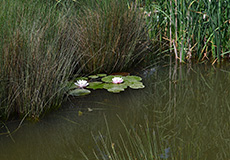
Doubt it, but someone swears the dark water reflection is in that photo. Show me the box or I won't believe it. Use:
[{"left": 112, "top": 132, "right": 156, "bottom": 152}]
[{"left": 0, "top": 64, "right": 230, "bottom": 160}]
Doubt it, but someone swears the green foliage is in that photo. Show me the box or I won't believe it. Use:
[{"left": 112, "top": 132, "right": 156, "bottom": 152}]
[
  {"left": 103, "top": 83, "right": 128, "bottom": 93},
  {"left": 101, "top": 75, "right": 121, "bottom": 83},
  {"left": 101, "top": 75, "right": 145, "bottom": 93},
  {"left": 143, "top": 0, "right": 230, "bottom": 63},
  {"left": 87, "top": 82, "right": 104, "bottom": 90},
  {"left": 128, "top": 81, "right": 145, "bottom": 89},
  {"left": 97, "top": 74, "right": 107, "bottom": 77},
  {"left": 123, "top": 75, "right": 142, "bottom": 82},
  {"left": 67, "top": 74, "right": 145, "bottom": 95}
]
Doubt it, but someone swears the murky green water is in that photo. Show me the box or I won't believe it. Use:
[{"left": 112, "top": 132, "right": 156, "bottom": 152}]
[{"left": 1, "top": 65, "right": 230, "bottom": 160}]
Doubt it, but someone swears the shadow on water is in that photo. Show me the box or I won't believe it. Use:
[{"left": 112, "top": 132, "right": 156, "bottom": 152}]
[{"left": 0, "top": 64, "right": 230, "bottom": 160}]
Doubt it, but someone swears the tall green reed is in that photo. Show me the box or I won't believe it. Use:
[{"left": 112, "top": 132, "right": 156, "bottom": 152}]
[
  {"left": 143, "top": 0, "right": 230, "bottom": 63},
  {"left": 0, "top": 0, "right": 79, "bottom": 120}
]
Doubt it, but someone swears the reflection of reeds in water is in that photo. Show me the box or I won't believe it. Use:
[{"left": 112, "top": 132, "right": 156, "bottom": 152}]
[
  {"left": 82, "top": 65, "right": 230, "bottom": 159},
  {"left": 146, "top": 65, "right": 230, "bottom": 159},
  {"left": 81, "top": 116, "right": 168, "bottom": 160}
]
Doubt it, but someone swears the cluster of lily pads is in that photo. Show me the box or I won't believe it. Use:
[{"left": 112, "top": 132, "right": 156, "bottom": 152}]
[{"left": 67, "top": 74, "right": 145, "bottom": 96}]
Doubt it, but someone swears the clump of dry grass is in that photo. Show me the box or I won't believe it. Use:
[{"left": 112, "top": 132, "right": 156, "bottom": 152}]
[{"left": 75, "top": 0, "right": 148, "bottom": 74}]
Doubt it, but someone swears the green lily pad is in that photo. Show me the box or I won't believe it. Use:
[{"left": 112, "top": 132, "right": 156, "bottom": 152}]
[
  {"left": 69, "top": 74, "right": 144, "bottom": 95},
  {"left": 68, "top": 89, "right": 91, "bottom": 96},
  {"left": 128, "top": 82, "right": 145, "bottom": 89},
  {"left": 103, "top": 83, "right": 127, "bottom": 93},
  {"left": 101, "top": 75, "right": 124, "bottom": 83},
  {"left": 88, "top": 75, "right": 99, "bottom": 79},
  {"left": 97, "top": 74, "right": 107, "bottom": 77},
  {"left": 87, "top": 82, "right": 104, "bottom": 90},
  {"left": 123, "top": 76, "right": 142, "bottom": 82}
]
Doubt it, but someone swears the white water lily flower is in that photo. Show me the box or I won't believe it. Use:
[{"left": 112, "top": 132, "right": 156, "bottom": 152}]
[
  {"left": 75, "top": 80, "right": 89, "bottom": 88},
  {"left": 112, "top": 77, "right": 123, "bottom": 84}
]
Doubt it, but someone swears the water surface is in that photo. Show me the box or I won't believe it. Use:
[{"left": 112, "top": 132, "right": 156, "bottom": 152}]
[{"left": 0, "top": 64, "right": 230, "bottom": 160}]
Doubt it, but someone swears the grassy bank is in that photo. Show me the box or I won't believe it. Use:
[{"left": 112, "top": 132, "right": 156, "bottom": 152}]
[{"left": 0, "top": 0, "right": 80, "bottom": 120}]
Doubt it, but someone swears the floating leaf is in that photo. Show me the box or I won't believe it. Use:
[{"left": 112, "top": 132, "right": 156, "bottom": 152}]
[
  {"left": 88, "top": 75, "right": 99, "bottom": 79},
  {"left": 123, "top": 76, "right": 142, "bottom": 82},
  {"left": 87, "top": 82, "right": 104, "bottom": 90},
  {"left": 68, "top": 89, "right": 91, "bottom": 96},
  {"left": 103, "top": 83, "right": 127, "bottom": 93},
  {"left": 69, "top": 74, "right": 144, "bottom": 95},
  {"left": 97, "top": 74, "right": 107, "bottom": 77},
  {"left": 128, "top": 82, "right": 145, "bottom": 89},
  {"left": 101, "top": 75, "right": 124, "bottom": 83},
  {"left": 101, "top": 75, "right": 116, "bottom": 83}
]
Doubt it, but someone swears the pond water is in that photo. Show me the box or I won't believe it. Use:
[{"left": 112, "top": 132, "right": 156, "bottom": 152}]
[{"left": 0, "top": 64, "right": 230, "bottom": 160}]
